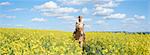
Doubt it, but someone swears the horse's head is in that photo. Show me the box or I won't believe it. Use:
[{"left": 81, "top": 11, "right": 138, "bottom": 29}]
[
  {"left": 77, "top": 16, "right": 83, "bottom": 23},
  {"left": 76, "top": 16, "right": 84, "bottom": 32}
]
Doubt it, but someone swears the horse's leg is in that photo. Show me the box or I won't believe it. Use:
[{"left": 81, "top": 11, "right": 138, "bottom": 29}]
[
  {"left": 79, "top": 41, "right": 83, "bottom": 48},
  {"left": 79, "top": 36, "right": 84, "bottom": 48}
]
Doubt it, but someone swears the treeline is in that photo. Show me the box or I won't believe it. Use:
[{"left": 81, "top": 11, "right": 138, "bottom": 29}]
[{"left": 87, "top": 31, "right": 150, "bottom": 34}]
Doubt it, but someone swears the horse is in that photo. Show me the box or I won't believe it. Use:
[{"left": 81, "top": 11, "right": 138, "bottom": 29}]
[{"left": 73, "top": 16, "right": 85, "bottom": 48}]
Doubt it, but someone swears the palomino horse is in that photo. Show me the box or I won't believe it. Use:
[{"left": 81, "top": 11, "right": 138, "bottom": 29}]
[{"left": 73, "top": 16, "right": 85, "bottom": 48}]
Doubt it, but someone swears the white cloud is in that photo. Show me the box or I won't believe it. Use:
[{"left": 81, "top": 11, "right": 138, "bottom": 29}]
[
  {"left": 134, "top": 15, "right": 145, "bottom": 20},
  {"left": 34, "top": 2, "right": 78, "bottom": 13},
  {"left": 121, "top": 14, "right": 146, "bottom": 30},
  {"left": 85, "top": 24, "right": 92, "bottom": 29},
  {"left": 103, "top": 13, "right": 126, "bottom": 19},
  {"left": 96, "top": 19, "right": 111, "bottom": 31},
  {"left": 42, "top": 12, "right": 65, "bottom": 17},
  {"left": 93, "top": 0, "right": 111, "bottom": 3},
  {"left": 115, "top": 0, "right": 124, "bottom": 2},
  {"left": 120, "top": 17, "right": 144, "bottom": 31},
  {"left": 100, "top": 1, "right": 118, "bottom": 8},
  {"left": 63, "top": 0, "right": 81, "bottom": 5},
  {"left": 82, "top": 7, "right": 88, "bottom": 14},
  {"left": 96, "top": 20, "right": 106, "bottom": 24},
  {"left": 0, "top": 14, "right": 16, "bottom": 18},
  {"left": 33, "top": 1, "right": 79, "bottom": 19},
  {"left": 84, "top": 18, "right": 92, "bottom": 22},
  {"left": 32, "top": 1, "right": 81, "bottom": 21},
  {"left": 0, "top": 2, "right": 11, "bottom": 6},
  {"left": 122, "top": 18, "right": 138, "bottom": 24},
  {"left": 31, "top": 18, "right": 47, "bottom": 22},
  {"left": 121, "top": 19, "right": 139, "bottom": 30},
  {"left": 38, "top": 7, "right": 79, "bottom": 13},
  {"left": 93, "top": 0, "right": 123, "bottom": 7},
  {"left": 58, "top": 16, "right": 75, "bottom": 20},
  {"left": 54, "top": 7, "right": 79, "bottom": 13},
  {"left": 93, "top": 6, "right": 114, "bottom": 16},
  {"left": 34, "top": 1, "right": 59, "bottom": 9},
  {"left": 9, "top": 8, "right": 24, "bottom": 11},
  {"left": 59, "top": 0, "right": 91, "bottom": 5},
  {"left": 93, "top": 0, "right": 123, "bottom": 16},
  {"left": 42, "top": 13, "right": 75, "bottom": 20}
]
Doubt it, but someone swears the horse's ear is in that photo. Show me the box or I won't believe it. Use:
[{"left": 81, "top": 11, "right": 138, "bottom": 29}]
[
  {"left": 78, "top": 16, "right": 83, "bottom": 19},
  {"left": 78, "top": 16, "right": 81, "bottom": 18}
]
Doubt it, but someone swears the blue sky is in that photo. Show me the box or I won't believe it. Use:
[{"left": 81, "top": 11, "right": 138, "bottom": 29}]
[{"left": 0, "top": 0, "right": 149, "bottom": 32}]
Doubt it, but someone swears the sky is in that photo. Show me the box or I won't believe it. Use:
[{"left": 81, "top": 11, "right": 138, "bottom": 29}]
[{"left": 0, "top": 0, "right": 149, "bottom": 32}]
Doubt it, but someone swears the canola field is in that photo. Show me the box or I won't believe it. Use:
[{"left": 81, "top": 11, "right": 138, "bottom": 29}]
[{"left": 0, "top": 28, "right": 150, "bottom": 55}]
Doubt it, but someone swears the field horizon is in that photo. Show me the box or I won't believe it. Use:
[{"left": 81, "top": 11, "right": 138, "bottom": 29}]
[{"left": 1, "top": 28, "right": 150, "bottom": 33}]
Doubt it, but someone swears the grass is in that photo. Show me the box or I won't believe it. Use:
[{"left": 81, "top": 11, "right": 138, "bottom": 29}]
[{"left": 0, "top": 28, "right": 150, "bottom": 55}]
